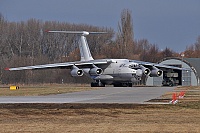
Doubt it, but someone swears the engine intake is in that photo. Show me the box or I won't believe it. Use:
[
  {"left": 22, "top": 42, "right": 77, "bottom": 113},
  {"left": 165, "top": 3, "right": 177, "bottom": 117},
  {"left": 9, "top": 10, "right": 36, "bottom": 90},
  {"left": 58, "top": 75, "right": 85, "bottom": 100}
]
[
  {"left": 140, "top": 65, "right": 150, "bottom": 76},
  {"left": 149, "top": 66, "right": 163, "bottom": 77},
  {"left": 70, "top": 66, "right": 84, "bottom": 77},
  {"left": 89, "top": 67, "right": 103, "bottom": 76}
]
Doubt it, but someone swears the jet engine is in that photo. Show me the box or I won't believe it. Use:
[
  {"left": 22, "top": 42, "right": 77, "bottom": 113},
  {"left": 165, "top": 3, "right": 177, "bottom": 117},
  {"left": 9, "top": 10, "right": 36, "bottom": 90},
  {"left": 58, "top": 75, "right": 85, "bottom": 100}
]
[
  {"left": 70, "top": 66, "right": 84, "bottom": 77},
  {"left": 140, "top": 65, "right": 150, "bottom": 76},
  {"left": 149, "top": 66, "right": 163, "bottom": 77},
  {"left": 89, "top": 67, "right": 103, "bottom": 76}
]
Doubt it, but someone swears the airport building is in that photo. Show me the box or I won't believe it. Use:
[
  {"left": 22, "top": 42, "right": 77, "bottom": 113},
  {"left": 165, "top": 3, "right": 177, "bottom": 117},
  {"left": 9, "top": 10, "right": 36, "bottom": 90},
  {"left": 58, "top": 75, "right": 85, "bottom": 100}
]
[{"left": 146, "top": 57, "right": 200, "bottom": 86}]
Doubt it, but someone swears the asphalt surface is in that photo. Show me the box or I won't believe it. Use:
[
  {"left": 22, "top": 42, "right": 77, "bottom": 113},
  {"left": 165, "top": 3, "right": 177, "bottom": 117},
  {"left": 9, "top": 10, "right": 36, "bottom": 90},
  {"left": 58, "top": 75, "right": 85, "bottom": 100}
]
[{"left": 0, "top": 87, "right": 174, "bottom": 104}]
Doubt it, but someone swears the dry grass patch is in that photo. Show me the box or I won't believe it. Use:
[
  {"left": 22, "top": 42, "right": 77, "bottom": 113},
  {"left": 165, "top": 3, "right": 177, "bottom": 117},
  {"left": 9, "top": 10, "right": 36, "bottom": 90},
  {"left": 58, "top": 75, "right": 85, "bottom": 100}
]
[
  {"left": 0, "top": 84, "right": 95, "bottom": 96},
  {"left": 0, "top": 103, "right": 199, "bottom": 133},
  {"left": 0, "top": 86, "right": 199, "bottom": 132}
]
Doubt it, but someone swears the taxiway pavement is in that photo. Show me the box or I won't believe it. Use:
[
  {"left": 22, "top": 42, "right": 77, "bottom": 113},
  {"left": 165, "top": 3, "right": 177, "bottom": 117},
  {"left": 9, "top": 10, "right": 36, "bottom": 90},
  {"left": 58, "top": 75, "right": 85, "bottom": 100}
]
[{"left": 0, "top": 87, "right": 174, "bottom": 104}]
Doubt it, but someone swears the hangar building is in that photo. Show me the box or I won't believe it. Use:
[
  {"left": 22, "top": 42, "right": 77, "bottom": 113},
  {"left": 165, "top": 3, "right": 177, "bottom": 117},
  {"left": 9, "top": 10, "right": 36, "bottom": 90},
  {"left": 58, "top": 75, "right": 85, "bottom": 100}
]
[{"left": 146, "top": 57, "right": 200, "bottom": 86}]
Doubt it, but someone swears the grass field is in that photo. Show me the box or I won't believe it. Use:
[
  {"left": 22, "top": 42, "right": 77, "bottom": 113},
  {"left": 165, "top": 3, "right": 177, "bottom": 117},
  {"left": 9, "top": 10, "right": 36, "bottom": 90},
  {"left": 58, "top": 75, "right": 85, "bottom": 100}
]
[
  {"left": 0, "top": 85, "right": 199, "bottom": 133},
  {"left": 0, "top": 84, "right": 93, "bottom": 96}
]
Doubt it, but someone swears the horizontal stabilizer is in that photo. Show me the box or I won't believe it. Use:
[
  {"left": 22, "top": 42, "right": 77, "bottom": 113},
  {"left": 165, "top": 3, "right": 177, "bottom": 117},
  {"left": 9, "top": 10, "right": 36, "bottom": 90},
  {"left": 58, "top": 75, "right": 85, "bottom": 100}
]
[{"left": 46, "top": 31, "right": 107, "bottom": 36}]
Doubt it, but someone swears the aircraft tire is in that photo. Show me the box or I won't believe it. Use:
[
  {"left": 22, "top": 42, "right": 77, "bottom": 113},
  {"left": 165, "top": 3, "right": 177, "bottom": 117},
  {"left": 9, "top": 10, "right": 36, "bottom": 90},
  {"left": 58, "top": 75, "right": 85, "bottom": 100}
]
[
  {"left": 128, "top": 83, "right": 133, "bottom": 87},
  {"left": 91, "top": 82, "right": 105, "bottom": 87},
  {"left": 113, "top": 83, "right": 124, "bottom": 87},
  {"left": 113, "top": 83, "right": 120, "bottom": 87},
  {"left": 113, "top": 82, "right": 132, "bottom": 87}
]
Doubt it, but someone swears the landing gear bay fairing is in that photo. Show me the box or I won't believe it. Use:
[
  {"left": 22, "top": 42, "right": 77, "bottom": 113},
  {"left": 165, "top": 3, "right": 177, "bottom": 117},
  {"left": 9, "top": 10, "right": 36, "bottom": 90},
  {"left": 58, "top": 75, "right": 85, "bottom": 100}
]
[{"left": 5, "top": 31, "right": 184, "bottom": 87}]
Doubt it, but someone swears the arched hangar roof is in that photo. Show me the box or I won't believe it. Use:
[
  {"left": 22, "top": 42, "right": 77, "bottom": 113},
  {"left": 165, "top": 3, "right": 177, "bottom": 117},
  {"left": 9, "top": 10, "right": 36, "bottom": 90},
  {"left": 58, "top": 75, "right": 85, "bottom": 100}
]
[{"left": 158, "top": 57, "right": 200, "bottom": 86}]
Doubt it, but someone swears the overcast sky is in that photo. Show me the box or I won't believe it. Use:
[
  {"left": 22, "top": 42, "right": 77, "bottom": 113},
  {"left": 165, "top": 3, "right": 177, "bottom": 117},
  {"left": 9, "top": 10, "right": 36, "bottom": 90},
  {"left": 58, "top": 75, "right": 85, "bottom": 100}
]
[{"left": 0, "top": 0, "right": 200, "bottom": 52}]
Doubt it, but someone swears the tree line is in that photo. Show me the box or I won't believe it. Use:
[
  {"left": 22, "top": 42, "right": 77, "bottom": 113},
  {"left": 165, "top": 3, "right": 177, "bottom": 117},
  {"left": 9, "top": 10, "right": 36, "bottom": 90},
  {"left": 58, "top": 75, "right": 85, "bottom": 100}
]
[{"left": 0, "top": 10, "right": 199, "bottom": 84}]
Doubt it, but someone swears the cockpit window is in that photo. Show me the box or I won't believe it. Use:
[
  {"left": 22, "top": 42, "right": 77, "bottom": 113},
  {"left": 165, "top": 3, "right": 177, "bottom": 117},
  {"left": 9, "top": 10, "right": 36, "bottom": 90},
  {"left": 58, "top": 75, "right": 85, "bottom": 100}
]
[
  {"left": 129, "top": 64, "right": 133, "bottom": 68},
  {"left": 129, "top": 64, "right": 139, "bottom": 69},
  {"left": 120, "top": 63, "right": 140, "bottom": 69}
]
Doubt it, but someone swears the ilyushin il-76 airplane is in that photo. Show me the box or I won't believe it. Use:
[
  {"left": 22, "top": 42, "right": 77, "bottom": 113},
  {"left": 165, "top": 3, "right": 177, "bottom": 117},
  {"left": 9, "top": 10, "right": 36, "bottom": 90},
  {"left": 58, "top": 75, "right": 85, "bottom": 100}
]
[{"left": 5, "top": 31, "right": 183, "bottom": 87}]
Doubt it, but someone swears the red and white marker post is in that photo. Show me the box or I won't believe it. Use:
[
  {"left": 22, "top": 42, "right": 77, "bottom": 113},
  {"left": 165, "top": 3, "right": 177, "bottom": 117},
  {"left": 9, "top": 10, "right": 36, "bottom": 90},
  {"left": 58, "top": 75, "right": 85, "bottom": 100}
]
[{"left": 169, "top": 93, "right": 178, "bottom": 104}]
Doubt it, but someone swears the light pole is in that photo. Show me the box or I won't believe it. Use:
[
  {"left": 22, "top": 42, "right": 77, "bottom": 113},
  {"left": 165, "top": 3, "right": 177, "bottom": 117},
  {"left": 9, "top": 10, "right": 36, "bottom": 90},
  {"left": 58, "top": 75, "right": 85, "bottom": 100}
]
[
  {"left": 180, "top": 53, "right": 185, "bottom": 85},
  {"left": 181, "top": 53, "right": 185, "bottom": 68}
]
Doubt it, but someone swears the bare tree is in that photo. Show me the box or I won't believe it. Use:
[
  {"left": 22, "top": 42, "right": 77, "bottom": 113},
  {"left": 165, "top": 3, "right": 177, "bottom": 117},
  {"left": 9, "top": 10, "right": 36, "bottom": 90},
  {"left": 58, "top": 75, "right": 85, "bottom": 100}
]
[
  {"left": 0, "top": 14, "right": 114, "bottom": 84},
  {"left": 116, "top": 9, "right": 134, "bottom": 58},
  {"left": 161, "top": 47, "right": 174, "bottom": 58},
  {"left": 184, "top": 36, "right": 200, "bottom": 58}
]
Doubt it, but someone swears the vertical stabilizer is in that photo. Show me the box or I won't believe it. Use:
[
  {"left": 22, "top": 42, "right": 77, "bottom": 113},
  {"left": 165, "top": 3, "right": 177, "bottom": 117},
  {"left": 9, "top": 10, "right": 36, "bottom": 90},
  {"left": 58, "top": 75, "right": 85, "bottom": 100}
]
[
  {"left": 46, "top": 31, "right": 106, "bottom": 61},
  {"left": 79, "top": 35, "right": 94, "bottom": 61}
]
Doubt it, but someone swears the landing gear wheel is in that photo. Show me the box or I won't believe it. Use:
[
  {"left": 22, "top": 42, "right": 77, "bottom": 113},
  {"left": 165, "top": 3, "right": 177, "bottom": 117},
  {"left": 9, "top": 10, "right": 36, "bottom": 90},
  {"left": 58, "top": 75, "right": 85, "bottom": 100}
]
[
  {"left": 91, "top": 82, "right": 105, "bottom": 87},
  {"left": 113, "top": 83, "right": 122, "bottom": 87},
  {"left": 113, "top": 82, "right": 132, "bottom": 87},
  {"left": 128, "top": 83, "right": 133, "bottom": 87}
]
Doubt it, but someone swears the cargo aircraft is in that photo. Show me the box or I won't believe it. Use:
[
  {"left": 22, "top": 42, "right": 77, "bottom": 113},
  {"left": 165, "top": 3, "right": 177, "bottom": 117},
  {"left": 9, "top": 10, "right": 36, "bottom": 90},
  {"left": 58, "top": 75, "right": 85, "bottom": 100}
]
[{"left": 5, "top": 31, "right": 183, "bottom": 87}]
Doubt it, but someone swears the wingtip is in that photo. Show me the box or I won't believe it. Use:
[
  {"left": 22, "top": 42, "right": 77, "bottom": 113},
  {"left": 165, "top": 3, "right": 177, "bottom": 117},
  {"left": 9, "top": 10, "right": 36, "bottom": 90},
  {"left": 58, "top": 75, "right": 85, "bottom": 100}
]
[{"left": 4, "top": 68, "right": 10, "bottom": 71}]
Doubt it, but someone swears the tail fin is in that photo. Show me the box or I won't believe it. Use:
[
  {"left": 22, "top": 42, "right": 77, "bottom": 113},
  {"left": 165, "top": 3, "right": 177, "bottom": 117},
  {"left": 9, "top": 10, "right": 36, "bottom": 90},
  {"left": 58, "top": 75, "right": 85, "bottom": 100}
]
[
  {"left": 79, "top": 34, "right": 93, "bottom": 61},
  {"left": 46, "top": 31, "right": 106, "bottom": 61}
]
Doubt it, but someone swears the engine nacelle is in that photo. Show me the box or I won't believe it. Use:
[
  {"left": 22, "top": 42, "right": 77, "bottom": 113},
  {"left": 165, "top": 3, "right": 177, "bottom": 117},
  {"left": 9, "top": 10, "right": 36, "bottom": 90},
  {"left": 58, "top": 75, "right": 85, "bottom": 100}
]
[
  {"left": 89, "top": 67, "right": 103, "bottom": 76},
  {"left": 143, "top": 68, "right": 151, "bottom": 76},
  {"left": 70, "top": 66, "right": 84, "bottom": 77},
  {"left": 149, "top": 67, "right": 163, "bottom": 77},
  {"left": 140, "top": 66, "right": 150, "bottom": 76}
]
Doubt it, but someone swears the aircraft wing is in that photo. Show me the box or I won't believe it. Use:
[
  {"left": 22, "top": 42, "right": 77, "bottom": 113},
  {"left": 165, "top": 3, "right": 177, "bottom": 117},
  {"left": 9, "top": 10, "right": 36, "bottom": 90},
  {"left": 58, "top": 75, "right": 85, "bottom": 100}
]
[
  {"left": 5, "top": 59, "right": 112, "bottom": 71},
  {"left": 130, "top": 60, "right": 188, "bottom": 71}
]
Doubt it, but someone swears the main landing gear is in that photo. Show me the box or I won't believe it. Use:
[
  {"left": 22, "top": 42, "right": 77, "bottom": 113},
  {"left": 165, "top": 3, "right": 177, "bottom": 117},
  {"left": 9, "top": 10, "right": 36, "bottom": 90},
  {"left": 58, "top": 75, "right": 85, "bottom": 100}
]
[
  {"left": 91, "top": 81, "right": 105, "bottom": 87},
  {"left": 91, "top": 81, "right": 133, "bottom": 87},
  {"left": 113, "top": 82, "right": 132, "bottom": 87}
]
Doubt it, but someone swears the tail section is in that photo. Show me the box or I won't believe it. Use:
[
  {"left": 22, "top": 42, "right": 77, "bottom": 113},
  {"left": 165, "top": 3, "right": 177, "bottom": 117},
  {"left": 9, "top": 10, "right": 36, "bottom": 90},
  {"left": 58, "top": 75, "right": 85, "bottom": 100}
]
[
  {"left": 79, "top": 35, "right": 93, "bottom": 61},
  {"left": 46, "top": 31, "right": 106, "bottom": 61}
]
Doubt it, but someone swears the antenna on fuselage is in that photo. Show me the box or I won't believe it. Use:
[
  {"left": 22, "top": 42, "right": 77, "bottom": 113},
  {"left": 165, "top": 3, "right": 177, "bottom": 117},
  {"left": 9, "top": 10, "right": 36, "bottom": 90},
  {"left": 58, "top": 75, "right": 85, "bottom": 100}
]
[{"left": 46, "top": 31, "right": 107, "bottom": 61}]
